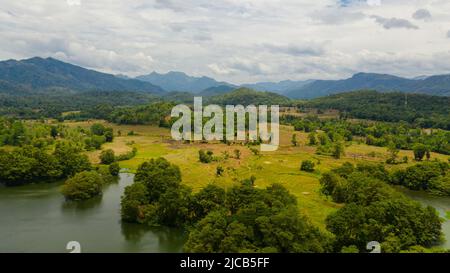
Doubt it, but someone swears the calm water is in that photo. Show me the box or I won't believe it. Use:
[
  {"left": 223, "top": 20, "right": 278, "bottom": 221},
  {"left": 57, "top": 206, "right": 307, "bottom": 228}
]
[
  {"left": 397, "top": 187, "right": 450, "bottom": 249},
  {"left": 0, "top": 173, "right": 186, "bottom": 253}
]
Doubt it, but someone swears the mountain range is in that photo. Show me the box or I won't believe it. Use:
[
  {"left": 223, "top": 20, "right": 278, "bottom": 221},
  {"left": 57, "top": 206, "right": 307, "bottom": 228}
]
[
  {"left": 0, "top": 57, "right": 164, "bottom": 95},
  {"left": 1, "top": 57, "right": 450, "bottom": 99},
  {"left": 285, "top": 72, "right": 450, "bottom": 98},
  {"left": 136, "top": 71, "right": 234, "bottom": 93}
]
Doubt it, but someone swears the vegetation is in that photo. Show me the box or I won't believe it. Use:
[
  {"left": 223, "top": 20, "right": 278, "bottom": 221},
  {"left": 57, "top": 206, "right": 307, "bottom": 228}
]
[
  {"left": 61, "top": 171, "right": 104, "bottom": 201},
  {"left": 304, "top": 91, "right": 450, "bottom": 129},
  {"left": 300, "top": 160, "right": 315, "bottom": 172},
  {"left": 320, "top": 163, "right": 443, "bottom": 252},
  {"left": 282, "top": 115, "right": 449, "bottom": 155}
]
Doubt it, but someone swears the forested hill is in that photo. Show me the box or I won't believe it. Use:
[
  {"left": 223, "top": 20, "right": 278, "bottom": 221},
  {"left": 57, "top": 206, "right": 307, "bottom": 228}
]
[
  {"left": 0, "top": 57, "right": 165, "bottom": 94},
  {"left": 304, "top": 90, "right": 450, "bottom": 129},
  {"left": 208, "top": 88, "right": 292, "bottom": 106},
  {"left": 286, "top": 72, "right": 450, "bottom": 99}
]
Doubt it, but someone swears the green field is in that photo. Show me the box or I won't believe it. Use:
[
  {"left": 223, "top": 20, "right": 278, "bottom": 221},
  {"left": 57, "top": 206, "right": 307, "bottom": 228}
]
[{"left": 69, "top": 120, "right": 448, "bottom": 229}]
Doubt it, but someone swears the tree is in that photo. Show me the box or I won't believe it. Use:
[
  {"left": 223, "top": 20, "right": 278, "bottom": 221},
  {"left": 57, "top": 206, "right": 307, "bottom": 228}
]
[
  {"left": 190, "top": 184, "right": 226, "bottom": 222},
  {"left": 61, "top": 171, "right": 103, "bottom": 201},
  {"left": 291, "top": 134, "right": 298, "bottom": 147},
  {"left": 100, "top": 149, "right": 115, "bottom": 165},
  {"left": 109, "top": 162, "right": 120, "bottom": 176},
  {"left": 332, "top": 142, "right": 345, "bottom": 159},
  {"left": 300, "top": 160, "right": 315, "bottom": 172},
  {"left": 104, "top": 128, "right": 114, "bottom": 142},
  {"left": 199, "top": 150, "right": 214, "bottom": 163},
  {"left": 184, "top": 183, "right": 330, "bottom": 253},
  {"left": 386, "top": 142, "right": 399, "bottom": 164},
  {"left": 90, "top": 123, "right": 106, "bottom": 136},
  {"left": 50, "top": 126, "right": 58, "bottom": 138},
  {"left": 308, "top": 132, "right": 317, "bottom": 145},
  {"left": 53, "top": 142, "right": 91, "bottom": 177},
  {"left": 121, "top": 182, "right": 149, "bottom": 222},
  {"left": 216, "top": 166, "right": 224, "bottom": 176},
  {"left": 234, "top": 149, "right": 241, "bottom": 159},
  {"left": 413, "top": 143, "right": 428, "bottom": 161},
  {"left": 134, "top": 158, "right": 182, "bottom": 202}
]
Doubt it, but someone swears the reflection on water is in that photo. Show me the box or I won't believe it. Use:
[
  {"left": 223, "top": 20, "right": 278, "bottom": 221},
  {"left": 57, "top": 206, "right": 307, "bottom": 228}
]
[{"left": 0, "top": 173, "right": 186, "bottom": 253}]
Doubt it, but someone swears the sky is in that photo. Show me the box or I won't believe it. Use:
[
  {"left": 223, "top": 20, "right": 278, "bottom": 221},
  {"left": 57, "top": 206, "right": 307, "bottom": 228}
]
[{"left": 1, "top": 0, "right": 450, "bottom": 84}]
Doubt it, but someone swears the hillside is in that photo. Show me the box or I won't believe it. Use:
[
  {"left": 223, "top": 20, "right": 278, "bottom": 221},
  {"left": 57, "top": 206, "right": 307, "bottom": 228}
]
[
  {"left": 199, "top": 85, "right": 236, "bottom": 97},
  {"left": 304, "top": 90, "right": 450, "bottom": 129},
  {"left": 136, "top": 71, "right": 234, "bottom": 93},
  {"left": 286, "top": 73, "right": 450, "bottom": 98},
  {"left": 242, "top": 80, "right": 314, "bottom": 95},
  {"left": 0, "top": 57, "right": 165, "bottom": 94},
  {"left": 208, "top": 87, "right": 292, "bottom": 106}
]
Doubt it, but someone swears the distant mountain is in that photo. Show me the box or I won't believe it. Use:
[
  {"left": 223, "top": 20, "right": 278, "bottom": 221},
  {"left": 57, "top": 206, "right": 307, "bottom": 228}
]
[
  {"left": 199, "top": 85, "right": 236, "bottom": 97},
  {"left": 286, "top": 72, "right": 450, "bottom": 99},
  {"left": 0, "top": 57, "right": 165, "bottom": 95},
  {"left": 136, "top": 71, "right": 234, "bottom": 93},
  {"left": 242, "top": 80, "right": 314, "bottom": 95}
]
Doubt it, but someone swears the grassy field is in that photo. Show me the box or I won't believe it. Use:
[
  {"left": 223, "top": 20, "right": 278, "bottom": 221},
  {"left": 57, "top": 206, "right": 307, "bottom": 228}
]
[{"left": 66, "top": 120, "right": 449, "bottom": 229}]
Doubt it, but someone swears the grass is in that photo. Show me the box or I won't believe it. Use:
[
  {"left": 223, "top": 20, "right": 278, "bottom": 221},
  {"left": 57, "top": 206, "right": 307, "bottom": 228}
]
[
  {"left": 73, "top": 121, "right": 448, "bottom": 229},
  {"left": 446, "top": 211, "right": 450, "bottom": 220}
]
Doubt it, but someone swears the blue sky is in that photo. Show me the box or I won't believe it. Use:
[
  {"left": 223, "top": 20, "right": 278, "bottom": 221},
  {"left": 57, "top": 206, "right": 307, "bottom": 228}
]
[{"left": 1, "top": 0, "right": 450, "bottom": 84}]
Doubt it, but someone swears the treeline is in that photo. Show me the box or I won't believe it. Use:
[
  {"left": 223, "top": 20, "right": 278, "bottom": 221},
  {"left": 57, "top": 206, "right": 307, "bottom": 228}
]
[
  {"left": 0, "top": 90, "right": 157, "bottom": 119},
  {"left": 0, "top": 122, "right": 115, "bottom": 186},
  {"left": 0, "top": 142, "right": 91, "bottom": 186},
  {"left": 320, "top": 162, "right": 445, "bottom": 252},
  {"left": 121, "top": 158, "right": 330, "bottom": 253},
  {"left": 282, "top": 115, "right": 450, "bottom": 155},
  {"left": 303, "top": 90, "right": 450, "bottom": 130},
  {"left": 0, "top": 119, "right": 114, "bottom": 151}
]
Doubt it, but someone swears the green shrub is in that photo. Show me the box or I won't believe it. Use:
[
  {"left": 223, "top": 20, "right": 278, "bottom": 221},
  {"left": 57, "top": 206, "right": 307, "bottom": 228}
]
[{"left": 61, "top": 171, "right": 103, "bottom": 201}]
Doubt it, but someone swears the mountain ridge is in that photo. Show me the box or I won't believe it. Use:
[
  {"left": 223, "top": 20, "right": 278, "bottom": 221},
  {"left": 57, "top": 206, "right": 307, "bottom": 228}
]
[
  {"left": 0, "top": 57, "right": 165, "bottom": 95},
  {"left": 286, "top": 72, "right": 450, "bottom": 98}
]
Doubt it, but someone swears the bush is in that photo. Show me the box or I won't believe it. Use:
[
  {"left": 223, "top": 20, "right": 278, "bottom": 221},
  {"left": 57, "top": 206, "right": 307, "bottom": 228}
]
[
  {"left": 300, "top": 160, "right": 315, "bottom": 172},
  {"left": 109, "top": 162, "right": 120, "bottom": 176},
  {"left": 199, "top": 149, "right": 214, "bottom": 163},
  {"left": 61, "top": 171, "right": 103, "bottom": 201},
  {"left": 115, "top": 147, "right": 137, "bottom": 161},
  {"left": 100, "top": 149, "right": 115, "bottom": 165}
]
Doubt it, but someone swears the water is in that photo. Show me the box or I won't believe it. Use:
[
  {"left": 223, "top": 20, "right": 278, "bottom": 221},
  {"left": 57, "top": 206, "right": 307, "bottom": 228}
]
[
  {"left": 396, "top": 187, "right": 450, "bottom": 249},
  {"left": 0, "top": 173, "right": 186, "bottom": 253}
]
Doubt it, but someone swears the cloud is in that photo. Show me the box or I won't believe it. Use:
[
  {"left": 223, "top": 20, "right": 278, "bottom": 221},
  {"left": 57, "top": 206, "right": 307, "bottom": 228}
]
[
  {"left": 1, "top": 0, "right": 450, "bottom": 83},
  {"left": 66, "top": 0, "right": 81, "bottom": 6},
  {"left": 412, "top": 9, "right": 432, "bottom": 21},
  {"left": 263, "top": 43, "right": 326, "bottom": 57},
  {"left": 371, "top": 16, "right": 419, "bottom": 30}
]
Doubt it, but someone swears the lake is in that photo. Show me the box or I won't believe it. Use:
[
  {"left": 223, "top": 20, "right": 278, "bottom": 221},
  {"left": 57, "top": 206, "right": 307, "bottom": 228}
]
[{"left": 0, "top": 173, "right": 186, "bottom": 253}]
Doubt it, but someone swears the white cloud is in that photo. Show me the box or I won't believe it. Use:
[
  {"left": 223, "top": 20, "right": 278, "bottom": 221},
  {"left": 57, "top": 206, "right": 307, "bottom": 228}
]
[
  {"left": 0, "top": 0, "right": 450, "bottom": 83},
  {"left": 66, "top": 0, "right": 81, "bottom": 6}
]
